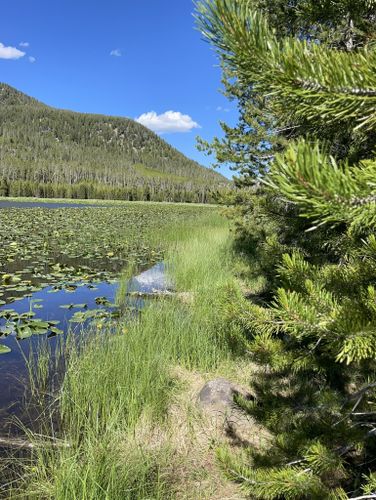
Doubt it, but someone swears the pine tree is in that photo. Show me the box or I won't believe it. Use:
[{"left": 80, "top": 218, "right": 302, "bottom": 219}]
[
  {"left": 196, "top": 1, "right": 376, "bottom": 497},
  {"left": 195, "top": 0, "right": 376, "bottom": 184}
]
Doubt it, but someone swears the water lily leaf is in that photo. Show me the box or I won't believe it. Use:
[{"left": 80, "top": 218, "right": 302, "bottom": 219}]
[
  {"left": 50, "top": 327, "right": 63, "bottom": 335},
  {"left": 0, "top": 344, "right": 11, "bottom": 354},
  {"left": 32, "top": 320, "right": 50, "bottom": 328},
  {"left": 20, "top": 312, "right": 35, "bottom": 319},
  {"left": 16, "top": 327, "right": 33, "bottom": 340},
  {"left": 28, "top": 320, "right": 50, "bottom": 334},
  {"left": 69, "top": 312, "right": 86, "bottom": 323},
  {"left": 0, "top": 309, "right": 16, "bottom": 319},
  {"left": 31, "top": 326, "right": 48, "bottom": 334},
  {"left": 95, "top": 296, "right": 110, "bottom": 305}
]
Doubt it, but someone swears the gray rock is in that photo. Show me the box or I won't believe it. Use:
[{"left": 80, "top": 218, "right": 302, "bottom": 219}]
[
  {"left": 198, "top": 379, "right": 264, "bottom": 448},
  {"left": 198, "top": 378, "right": 239, "bottom": 412}
]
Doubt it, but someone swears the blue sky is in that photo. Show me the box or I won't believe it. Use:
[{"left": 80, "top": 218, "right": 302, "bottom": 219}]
[{"left": 0, "top": 0, "right": 237, "bottom": 179}]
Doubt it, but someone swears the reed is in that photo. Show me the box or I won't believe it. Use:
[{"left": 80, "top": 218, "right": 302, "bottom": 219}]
[{"left": 10, "top": 211, "right": 240, "bottom": 499}]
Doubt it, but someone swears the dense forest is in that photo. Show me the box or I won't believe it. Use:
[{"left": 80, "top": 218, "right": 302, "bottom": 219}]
[{"left": 0, "top": 83, "right": 229, "bottom": 203}]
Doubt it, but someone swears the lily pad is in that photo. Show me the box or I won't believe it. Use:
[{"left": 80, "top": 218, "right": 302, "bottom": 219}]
[
  {"left": 50, "top": 327, "right": 63, "bottom": 335},
  {"left": 0, "top": 344, "right": 11, "bottom": 354},
  {"left": 16, "top": 327, "right": 33, "bottom": 340}
]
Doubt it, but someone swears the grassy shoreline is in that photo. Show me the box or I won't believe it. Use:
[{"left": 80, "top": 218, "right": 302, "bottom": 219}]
[{"left": 9, "top": 211, "right": 247, "bottom": 499}]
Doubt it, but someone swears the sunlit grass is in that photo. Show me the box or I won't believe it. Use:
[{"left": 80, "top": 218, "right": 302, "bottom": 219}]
[{"left": 9, "top": 210, "right": 242, "bottom": 499}]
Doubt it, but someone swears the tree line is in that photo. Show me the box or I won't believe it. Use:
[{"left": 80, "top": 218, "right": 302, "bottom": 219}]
[{"left": 0, "top": 85, "right": 229, "bottom": 203}]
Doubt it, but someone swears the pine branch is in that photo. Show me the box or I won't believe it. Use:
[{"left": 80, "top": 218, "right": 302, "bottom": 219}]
[
  {"left": 264, "top": 140, "right": 376, "bottom": 233},
  {"left": 196, "top": 0, "right": 376, "bottom": 131},
  {"left": 348, "top": 382, "right": 376, "bottom": 412}
]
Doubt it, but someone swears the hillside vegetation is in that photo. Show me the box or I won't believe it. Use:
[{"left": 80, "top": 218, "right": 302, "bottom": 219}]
[{"left": 0, "top": 83, "right": 228, "bottom": 202}]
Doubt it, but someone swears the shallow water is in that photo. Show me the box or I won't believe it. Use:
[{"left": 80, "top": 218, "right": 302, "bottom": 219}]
[{"left": 0, "top": 263, "right": 169, "bottom": 435}]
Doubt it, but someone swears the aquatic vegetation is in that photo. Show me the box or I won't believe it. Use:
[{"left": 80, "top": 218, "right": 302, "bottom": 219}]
[
  {"left": 0, "top": 202, "right": 213, "bottom": 351},
  {"left": 8, "top": 212, "right": 239, "bottom": 499},
  {"left": 0, "top": 308, "right": 62, "bottom": 339}
]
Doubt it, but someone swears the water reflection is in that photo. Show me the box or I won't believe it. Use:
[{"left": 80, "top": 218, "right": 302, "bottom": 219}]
[
  {"left": 128, "top": 262, "right": 171, "bottom": 293},
  {"left": 0, "top": 263, "right": 168, "bottom": 434}
]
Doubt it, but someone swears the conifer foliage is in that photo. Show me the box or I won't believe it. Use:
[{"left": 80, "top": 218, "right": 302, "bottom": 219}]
[{"left": 197, "top": 0, "right": 376, "bottom": 497}]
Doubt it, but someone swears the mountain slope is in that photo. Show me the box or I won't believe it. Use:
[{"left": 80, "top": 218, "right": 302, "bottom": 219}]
[{"left": 0, "top": 83, "right": 229, "bottom": 203}]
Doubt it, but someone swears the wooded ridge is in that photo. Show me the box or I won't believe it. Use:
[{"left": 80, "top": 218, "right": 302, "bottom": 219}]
[{"left": 0, "top": 83, "right": 229, "bottom": 203}]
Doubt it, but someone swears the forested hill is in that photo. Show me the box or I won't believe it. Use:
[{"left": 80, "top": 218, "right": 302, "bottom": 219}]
[{"left": 0, "top": 83, "right": 229, "bottom": 202}]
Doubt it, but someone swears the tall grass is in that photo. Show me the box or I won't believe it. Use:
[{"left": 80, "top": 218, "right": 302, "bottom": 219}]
[{"left": 11, "top": 211, "right": 237, "bottom": 499}]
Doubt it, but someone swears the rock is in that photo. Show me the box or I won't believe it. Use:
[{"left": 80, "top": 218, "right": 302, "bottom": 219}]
[
  {"left": 198, "top": 378, "right": 239, "bottom": 412},
  {"left": 198, "top": 378, "right": 267, "bottom": 449}
]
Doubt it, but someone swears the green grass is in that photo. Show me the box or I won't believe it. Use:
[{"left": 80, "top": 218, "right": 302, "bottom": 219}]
[
  {"left": 132, "top": 163, "right": 190, "bottom": 183},
  {"left": 132, "top": 163, "right": 216, "bottom": 187},
  {"left": 10, "top": 211, "right": 241, "bottom": 499}
]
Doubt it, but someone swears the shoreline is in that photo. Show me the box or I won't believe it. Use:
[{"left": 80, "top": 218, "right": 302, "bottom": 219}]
[
  {"left": 6, "top": 212, "right": 251, "bottom": 499},
  {"left": 0, "top": 195, "right": 219, "bottom": 209}
]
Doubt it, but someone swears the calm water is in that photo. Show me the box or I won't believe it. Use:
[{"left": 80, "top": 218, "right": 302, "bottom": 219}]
[
  {"left": 0, "top": 200, "right": 170, "bottom": 435},
  {"left": 0, "top": 280, "right": 119, "bottom": 430},
  {"left": 0, "top": 199, "right": 169, "bottom": 435}
]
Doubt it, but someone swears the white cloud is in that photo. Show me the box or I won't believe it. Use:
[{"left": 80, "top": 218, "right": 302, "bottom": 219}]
[
  {"left": 0, "top": 42, "right": 25, "bottom": 60},
  {"left": 135, "top": 111, "right": 201, "bottom": 134},
  {"left": 29, "top": 56, "right": 36, "bottom": 63},
  {"left": 110, "top": 49, "right": 122, "bottom": 57},
  {"left": 19, "top": 41, "right": 29, "bottom": 47},
  {"left": 216, "top": 106, "right": 230, "bottom": 112}
]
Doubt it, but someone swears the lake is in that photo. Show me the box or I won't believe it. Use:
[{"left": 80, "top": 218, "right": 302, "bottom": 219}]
[
  {"left": 0, "top": 200, "right": 208, "bottom": 438},
  {"left": 0, "top": 262, "right": 169, "bottom": 435}
]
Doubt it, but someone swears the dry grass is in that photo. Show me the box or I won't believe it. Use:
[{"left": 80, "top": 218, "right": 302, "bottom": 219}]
[
  {"left": 121, "top": 366, "right": 243, "bottom": 499},
  {"left": 120, "top": 361, "right": 271, "bottom": 500}
]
